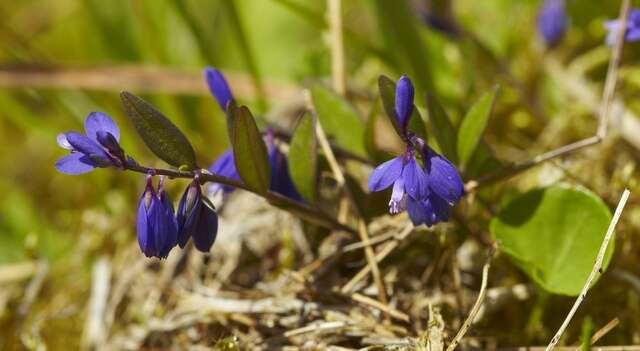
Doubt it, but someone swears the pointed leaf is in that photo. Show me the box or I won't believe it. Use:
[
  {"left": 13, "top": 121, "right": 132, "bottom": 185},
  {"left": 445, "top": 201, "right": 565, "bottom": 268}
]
[
  {"left": 425, "top": 93, "right": 458, "bottom": 165},
  {"left": 227, "top": 104, "right": 270, "bottom": 194},
  {"left": 310, "top": 84, "right": 366, "bottom": 157},
  {"left": 288, "top": 113, "right": 318, "bottom": 203},
  {"left": 120, "top": 92, "right": 197, "bottom": 169},
  {"left": 457, "top": 86, "right": 499, "bottom": 168},
  {"left": 490, "top": 184, "right": 613, "bottom": 296},
  {"left": 378, "top": 75, "right": 427, "bottom": 140}
]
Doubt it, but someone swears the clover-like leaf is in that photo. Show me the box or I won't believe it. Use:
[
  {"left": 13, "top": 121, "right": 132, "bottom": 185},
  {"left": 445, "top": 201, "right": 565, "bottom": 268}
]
[
  {"left": 120, "top": 91, "right": 197, "bottom": 169},
  {"left": 227, "top": 103, "right": 270, "bottom": 194},
  {"left": 288, "top": 113, "right": 318, "bottom": 203},
  {"left": 490, "top": 184, "right": 613, "bottom": 296}
]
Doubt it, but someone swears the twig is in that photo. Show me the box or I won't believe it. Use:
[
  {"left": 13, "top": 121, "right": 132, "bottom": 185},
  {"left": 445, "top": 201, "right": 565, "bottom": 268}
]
[
  {"left": 17, "top": 260, "right": 48, "bottom": 318},
  {"left": 545, "top": 189, "right": 630, "bottom": 351},
  {"left": 465, "top": 0, "right": 630, "bottom": 193},
  {"left": 83, "top": 256, "right": 111, "bottom": 350},
  {"left": 574, "top": 318, "right": 620, "bottom": 351},
  {"left": 445, "top": 248, "right": 495, "bottom": 351},
  {"left": 304, "top": 89, "right": 388, "bottom": 306},
  {"left": 284, "top": 321, "right": 350, "bottom": 337},
  {"left": 350, "top": 292, "right": 410, "bottom": 322},
  {"left": 328, "top": 0, "right": 346, "bottom": 96},
  {"left": 341, "top": 223, "right": 414, "bottom": 293}
]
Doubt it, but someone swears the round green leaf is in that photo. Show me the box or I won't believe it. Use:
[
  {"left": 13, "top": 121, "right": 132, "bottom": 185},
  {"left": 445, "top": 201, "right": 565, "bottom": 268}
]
[{"left": 490, "top": 184, "right": 613, "bottom": 296}]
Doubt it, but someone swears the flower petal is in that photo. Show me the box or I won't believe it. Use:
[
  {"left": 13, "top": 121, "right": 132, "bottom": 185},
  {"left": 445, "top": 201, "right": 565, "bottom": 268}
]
[
  {"left": 407, "top": 196, "right": 433, "bottom": 226},
  {"left": 395, "top": 75, "right": 414, "bottom": 131},
  {"left": 136, "top": 196, "right": 150, "bottom": 256},
  {"left": 56, "top": 133, "right": 74, "bottom": 150},
  {"left": 204, "top": 67, "right": 234, "bottom": 111},
  {"left": 55, "top": 153, "right": 97, "bottom": 175},
  {"left": 191, "top": 198, "right": 218, "bottom": 253},
  {"left": 158, "top": 191, "right": 178, "bottom": 258},
  {"left": 367, "top": 156, "right": 404, "bottom": 192},
  {"left": 177, "top": 182, "right": 203, "bottom": 248},
  {"left": 65, "top": 132, "right": 113, "bottom": 167},
  {"left": 389, "top": 178, "right": 407, "bottom": 214},
  {"left": 402, "top": 156, "right": 428, "bottom": 199},
  {"left": 424, "top": 148, "right": 464, "bottom": 205},
  {"left": 84, "top": 112, "right": 120, "bottom": 142}
]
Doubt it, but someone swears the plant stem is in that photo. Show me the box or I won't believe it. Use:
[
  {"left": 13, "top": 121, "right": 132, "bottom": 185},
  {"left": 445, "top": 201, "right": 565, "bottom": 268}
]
[{"left": 124, "top": 162, "right": 355, "bottom": 234}]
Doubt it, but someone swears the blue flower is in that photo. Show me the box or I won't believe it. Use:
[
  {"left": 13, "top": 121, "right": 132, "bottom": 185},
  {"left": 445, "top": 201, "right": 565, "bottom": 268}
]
[
  {"left": 206, "top": 132, "right": 303, "bottom": 201},
  {"left": 395, "top": 75, "right": 414, "bottom": 136},
  {"left": 368, "top": 75, "right": 464, "bottom": 227},
  {"left": 204, "top": 67, "right": 234, "bottom": 112},
  {"left": 605, "top": 9, "right": 640, "bottom": 46},
  {"left": 207, "top": 149, "right": 241, "bottom": 196},
  {"left": 136, "top": 175, "right": 178, "bottom": 259},
  {"left": 55, "top": 112, "right": 125, "bottom": 174},
  {"left": 537, "top": 0, "right": 567, "bottom": 47},
  {"left": 176, "top": 177, "right": 219, "bottom": 253},
  {"left": 204, "top": 67, "right": 303, "bottom": 201}
]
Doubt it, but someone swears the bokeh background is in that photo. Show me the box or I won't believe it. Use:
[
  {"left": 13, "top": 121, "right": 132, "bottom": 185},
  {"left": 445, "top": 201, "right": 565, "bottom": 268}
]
[{"left": 0, "top": 0, "right": 637, "bottom": 349}]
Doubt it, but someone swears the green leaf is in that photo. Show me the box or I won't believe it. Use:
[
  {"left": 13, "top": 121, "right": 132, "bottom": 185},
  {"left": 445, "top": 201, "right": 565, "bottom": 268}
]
[
  {"left": 372, "top": 0, "right": 434, "bottom": 93},
  {"left": 490, "top": 184, "right": 614, "bottom": 296},
  {"left": 457, "top": 86, "right": 499, "bottom": 168},
  {"left": 310, "top": 84, "right": 366, "bottom": 157},
  {"left": 227, "top": 103, "right": 270, "bottom": 194},
  {"left": 378, "top": 75, "right": 427, "bottom": 141},
  {"left": 120, "top": 91, "right": 197, "bottom": 169},
  {"left": 425, "top": 93, "right": 458, "bottom": 165},
  {"left": 288, "top": 113, "right": 318, "bottom": 202}
]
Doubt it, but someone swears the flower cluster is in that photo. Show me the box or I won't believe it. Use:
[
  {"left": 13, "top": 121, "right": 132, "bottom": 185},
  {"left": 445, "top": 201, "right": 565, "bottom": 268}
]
[
  {"left": 604, "top": 8, "right": 640, "bottom": 47},
  {"left": 204, "top": 67, "right": 303, "bottom": 201},
  {"left": 368, "top": 76, "right": 464, "bottom": 227},
  {"left": 56, "top": 113, "right": 218, "bottom": 259},
  {"left": 55, "top": 112, "right": 126, "bottom": 174},
  {"left": 537, "top": 0, "right": 567, "bottom": 47}
]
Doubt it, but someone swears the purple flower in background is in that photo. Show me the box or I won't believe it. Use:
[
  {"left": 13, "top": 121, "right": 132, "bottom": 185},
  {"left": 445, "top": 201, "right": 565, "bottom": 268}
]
[
  {"left": 204, "top": 67, "right": 234, "bottom": 111},
  {"left": 136, "top": 175, "right": 178, "bottom": 259},
  {"left": 206, "top": 132, "right": 303, "bottom": 201},
  {"left": 207, "top": 149, "right": 241, "bottom": 195},
  {"left": 368, "top": 75, "right": 464, "bottom": 227},
  {"left": 176, "top": 177, "right": 218, "bottom": 253},
  {"left": 55, "top": 112, "right": 125, "bottom": 174},
  {"left": 605, "top": 9, "right": 640, "bottom": 46},
  {"left": 537, "top": 0, "right": 567, "bottom": 47},
  {"left": 265, "top": 131, "right": 303, "bottom": 202}
]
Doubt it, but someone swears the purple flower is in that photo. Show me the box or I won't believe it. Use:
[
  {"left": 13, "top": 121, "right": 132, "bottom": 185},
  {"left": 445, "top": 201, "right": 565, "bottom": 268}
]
[
  {"left": 204, "top": 67, "right": 234, "bottom": 112},
  {"left": 368, "top": 75, "right": 464, "bottom": 227},
  {"left": 265, "top": 131, "right": 304, "bottom": 202},
  {"left": 537, "top": 0, "right": 567, "bottom": 47},
  {"left": 207, "top": 149, "right": 241, "bottom": 195},
  {"left": 605, "top": 9, "right": 640, "bottom": 46},
  {"left": 206, "top": 131, "right": 303, "bottom": 201},
  {"left": 55, "top": 112, "right": 125, "bottom": 175},
  {"left": 176, "top": 177, "right": 219, "bottom": 253},
  {"left": 368, "top": 151, "right": 429, "bottom": 214},
  {"left": 395, "top": 75, "right": 414, "bottom": 136},
  {"left": 136, "top": 175, "right": 178, "bottom": 259}
]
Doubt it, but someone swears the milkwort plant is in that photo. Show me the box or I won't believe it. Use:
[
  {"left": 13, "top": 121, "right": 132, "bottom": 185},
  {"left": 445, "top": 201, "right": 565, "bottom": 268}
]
[{"left": 54, "top": 69, "right": 466, "bottom": 259}]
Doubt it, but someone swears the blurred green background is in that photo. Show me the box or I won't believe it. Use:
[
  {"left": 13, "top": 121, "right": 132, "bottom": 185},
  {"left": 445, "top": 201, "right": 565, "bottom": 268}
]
[{"left": 0, "top": 0, "right": 634, "bottom": 348}]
